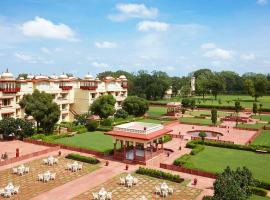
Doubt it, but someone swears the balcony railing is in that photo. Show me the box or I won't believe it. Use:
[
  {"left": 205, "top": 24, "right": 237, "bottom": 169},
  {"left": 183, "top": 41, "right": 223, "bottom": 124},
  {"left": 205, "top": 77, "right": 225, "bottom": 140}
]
[
  {"left": 59, "top": 85, "right": 73, "bottom": 90},
  {"left": 0, "top": 87, "right": 21, "bottom": 93},
  {"left": 80, "top": 86, "right": 97, "bottom": 90},
  {"left": 122, "top": 84, "right": 128, "bottom": 89}
]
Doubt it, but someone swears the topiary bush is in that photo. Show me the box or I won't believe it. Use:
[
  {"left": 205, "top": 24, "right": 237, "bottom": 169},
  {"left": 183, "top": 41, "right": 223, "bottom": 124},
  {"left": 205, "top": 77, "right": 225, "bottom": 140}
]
[{"left": 85, "top": 120, "right": 98, "bottom": 131}]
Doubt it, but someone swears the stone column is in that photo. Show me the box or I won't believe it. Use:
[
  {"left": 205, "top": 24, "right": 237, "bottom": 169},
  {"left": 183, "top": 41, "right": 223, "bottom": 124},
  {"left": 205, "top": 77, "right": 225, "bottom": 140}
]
[
  {"left": 123, "top": 141, "right": 126, "bottom": 159},
  {"left": 133, "top": 142, "right": 136, "bottom": 161},
  {"left": 113, "top": 139, "right": 117, "bottom": 159}
]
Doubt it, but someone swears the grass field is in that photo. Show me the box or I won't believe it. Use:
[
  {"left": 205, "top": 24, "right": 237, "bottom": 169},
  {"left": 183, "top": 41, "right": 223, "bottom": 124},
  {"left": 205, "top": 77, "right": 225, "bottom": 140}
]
[
  {"left": 251, "top": 114, "right": 270, "bottom": 122},
  {"left": 189, "top": 110, "right": 236, "bottom": 117},
  {"left": 137, "top": 118, "right": 161, "bottom": 124},
  {"left": 252, "top": 130, "right": 270, "bottom": 147},
  {"left": 147, "top": 106, "right": 167, "bottom": 117},
  {"left": 184, "top": 146, "right": 270, "bottom": 183},
  {"left": 179, "top": 117, "right": 219, "bottom": 125},
  {"left": 250, "top": 195, "right": 270, "bottom": 200},
  {"left": 54, "top": 131, "right": 118, "bottom": 153},
  {"left": 237, "top": 123, "right": 269, "bottom": 129},
  {"left": 152, "top": 95, "right": 270, "bottom": 109}
]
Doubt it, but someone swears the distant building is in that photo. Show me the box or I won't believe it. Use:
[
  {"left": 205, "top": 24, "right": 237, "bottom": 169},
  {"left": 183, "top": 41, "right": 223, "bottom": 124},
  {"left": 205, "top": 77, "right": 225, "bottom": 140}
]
[
  {"left": 191, "top": 76, "right": 195, "bottom": 92},
  {"left": 164, "top": 86, "right": 173, "bottom": 99},
  {"left": 0, "top": 70, "right": 128, "bottom": 122}
]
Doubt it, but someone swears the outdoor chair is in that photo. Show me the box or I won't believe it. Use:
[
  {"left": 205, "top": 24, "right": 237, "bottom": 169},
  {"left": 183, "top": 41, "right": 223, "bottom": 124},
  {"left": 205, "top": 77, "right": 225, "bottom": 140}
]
[
  {"left": 67, "top": 164, "right": 72, "bottom": 170},
  {"left": 168, "top": 187, "right": 173, "bottom": 194},
  {"left": 92, "top": 192, "right": 99, "bottom": 200},
  {"left": 78, "top": 164, "right": 83, "bottom": 170},
  {"left": 38, "top": 174, "right": 43, "bottom": 181},
  {"left": 13, "top": 186, "right": 20, "bottom": 194},
  {"left": 17, "top": 168, "right": 24, "bottom": 176},
  {"left": 161, "top": 190, "right": 168, "bottom": 197},
  {"left": 43, "top": 176, "right": 50, "bottom": 182},
  {"left": 42, "top": 159, "right": 48, "bottom": 164},
  {"left": 25, "top": 167, "right": 30, "bottom": 173},
  {"left": 54, "top": 158, "right": 58, "bottom": 164},
  {"left": 126, "top": 180, "right": 132, "bottom": 188},
  {"left": 12, "top": 168, "right": 17, "bottom": 174},
  {"left": 0, "top": 188, "right": 4, "bottom": 196},
  {"left": 120, "top": 178, "right": 125, "bottom": 185},
  {"left": 4, "top": 191, "right": 11, "bottom": 198},
  {"left": 50, "top": 173, "right": 56, "bottom": 180},
  {"left": 107, "top": 192, "right": 112, "bottom": 200},
  {"left": 155, "top": 186, "right": 161, "bottom": 194},
  {"left": 133, "top": 177, "right": 138, "bottom": 185}
]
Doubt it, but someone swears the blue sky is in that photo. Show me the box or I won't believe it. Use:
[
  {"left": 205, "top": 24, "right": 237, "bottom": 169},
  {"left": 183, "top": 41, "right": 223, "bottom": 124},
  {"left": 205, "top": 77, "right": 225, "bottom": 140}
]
[{"left": 0, "top": 0, "right": 269, "bottom": 77}]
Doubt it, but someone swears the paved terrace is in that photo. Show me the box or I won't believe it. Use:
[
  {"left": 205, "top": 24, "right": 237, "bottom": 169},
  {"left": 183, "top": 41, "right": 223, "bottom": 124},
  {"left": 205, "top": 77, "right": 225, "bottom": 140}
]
[
  {"left": 169, "top": 122, "right": 257, "bottom": 145},
  {"left": 0, "top": 140, "right": 49, "bottom": 159}
]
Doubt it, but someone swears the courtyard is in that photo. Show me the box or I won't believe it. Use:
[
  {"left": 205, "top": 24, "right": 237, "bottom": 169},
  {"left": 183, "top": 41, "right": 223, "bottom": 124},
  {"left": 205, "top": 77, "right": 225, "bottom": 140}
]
[
  {"left": 75, "top": 173, "right": 201, "bottom": 200},
  {"left": 0, "top": 155, "right": 100, "bottom": 200}
]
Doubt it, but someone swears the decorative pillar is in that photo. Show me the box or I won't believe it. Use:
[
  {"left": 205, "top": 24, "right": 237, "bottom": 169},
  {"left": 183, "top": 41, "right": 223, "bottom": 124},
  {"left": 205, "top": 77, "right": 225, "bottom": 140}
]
[
  {"left": 161, "top": 137, "right": 164, "bottom": 152},
  {"left": 143, "top": 143, "right": 146, "bottom": 161},
  {"left": 133, "top": 142, "right": 136, "bottom": 161},
  {"left": 123, "top": 141, "right": 126, "bottom": 159},
  {"left": 16, "top": 148, "right": 19, "bottom": 158},
  {"left": 113, "top": 139, "right": 117, "bottom": 159},
  {"left": 150, "top": 141, "right": 153, "bottom": 157}
]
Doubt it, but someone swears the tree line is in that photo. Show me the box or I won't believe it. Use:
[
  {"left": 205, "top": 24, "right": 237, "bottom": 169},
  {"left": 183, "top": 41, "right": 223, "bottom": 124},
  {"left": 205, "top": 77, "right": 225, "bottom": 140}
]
[{"left": 97, "top": 69, "right": 270, "bottom": 101}]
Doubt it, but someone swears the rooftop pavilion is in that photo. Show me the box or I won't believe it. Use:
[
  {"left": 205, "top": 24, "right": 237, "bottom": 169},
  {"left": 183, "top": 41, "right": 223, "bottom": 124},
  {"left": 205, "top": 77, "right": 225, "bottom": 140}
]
[{"left": 106, "top": 122, "right": 172, "bottom": 164}]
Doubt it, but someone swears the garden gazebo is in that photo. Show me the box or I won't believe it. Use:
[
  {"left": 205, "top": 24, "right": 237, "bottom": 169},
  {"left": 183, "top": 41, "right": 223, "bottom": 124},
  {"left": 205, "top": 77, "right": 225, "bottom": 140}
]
[{"left": 105, "top": 122, "right": 172, "bottom": 164}]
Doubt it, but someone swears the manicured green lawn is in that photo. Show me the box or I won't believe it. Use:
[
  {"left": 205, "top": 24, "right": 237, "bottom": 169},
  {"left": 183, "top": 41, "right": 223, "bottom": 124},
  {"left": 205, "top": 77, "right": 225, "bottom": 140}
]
[
  {"left": 137, "top": 118, "right": 161, "bottom": 124},
  {"left": 147, "top": 106, "right": 167, "bottom": 117},
  {"left": 151, "top": 95, "right": 270, "bottom": 109},
  {"left": 184, "top": 146, "right": 270, "bottom": 183},
  {"left": 252, "top": 130, "right": 270, "bottom": 147},
  {"left": 250, "top": 195, "right": 270, "bottom": 200},
  {"left": 252, "top": 114, "right": 270, "bottom": 122},
  {"left": 189, "top": 110, "right": 235, "bottom": 117},
  {"left": 54, "top": 131, "right": 118, "bottom": 153},
  {"left": 179, "top": 117, "right": 219, "bottom": 125},
  {"left": 237, "top": 123, "right": 269, "bottom": 129}
]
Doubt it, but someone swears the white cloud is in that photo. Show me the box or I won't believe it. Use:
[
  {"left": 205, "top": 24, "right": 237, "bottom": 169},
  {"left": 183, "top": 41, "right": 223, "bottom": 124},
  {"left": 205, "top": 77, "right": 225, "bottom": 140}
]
[
  {"left": 108, "top": 3, "right": 158, "bottom": 22},
  {"left": 94, "top": 41, "right": 117, "bottom": 49},
  {"left": 203, "top": 48, "right": 234, "bottom": 60},
  {"left": 92, "top": 61, "right": 109, "bottom": 68},
  {"left": 201, "top": 43, "right": 216, "bottom": 50},
  {"left": 257, "top": 0, "right": 268, "bottom": 5},
  {"left": 19, "top": 16, "right": 76, "bottom": 40},
  {"left": 15, "top": 52, "right": 54, "bottom": 64},
  {"left": 166, "top": 66, "right": 176, "bottom": 71},
  {"left": 40, "top": 47, "right": 51, "bottom": 54},
  {"left": 137, "top": 21, "right": 169, "bottom": 32},
  {"left": 241, "top": 53, "right": 256, "bottom": 60}
]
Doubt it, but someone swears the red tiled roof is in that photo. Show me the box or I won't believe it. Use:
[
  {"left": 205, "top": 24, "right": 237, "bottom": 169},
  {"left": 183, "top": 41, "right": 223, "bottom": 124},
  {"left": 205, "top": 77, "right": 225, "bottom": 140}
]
[{"left": 105, "top": 128, "right": 172, "bottom": 141}]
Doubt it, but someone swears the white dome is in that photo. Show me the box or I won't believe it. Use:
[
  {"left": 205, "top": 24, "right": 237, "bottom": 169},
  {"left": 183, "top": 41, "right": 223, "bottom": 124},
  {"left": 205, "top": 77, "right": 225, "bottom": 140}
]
[
  {"left": 1, "top": 70, "right": 14, "bottom": 79},
  {"left": 119, "top": 75, "right": 127, "bottom": 79},
  {"left": 27, "top": 74, "right": 34, "bottom": 79},
  {"left": 85, "top": 73, "right": 94, "bottom": 80},
  {"left": 50, "top": 75, "right": 58, "bottom": 79},
  {"left": 105, "top": 76, "right": 114, "bottom": 80},
  {"left": 59, "top": 74, "right": 68, "bottom": 79},
  {"left": 19, "top": 77, "right": 25, "bottom": 80},
  {"left": 35, "top": 75, "right": 48, "bottom": 79}
]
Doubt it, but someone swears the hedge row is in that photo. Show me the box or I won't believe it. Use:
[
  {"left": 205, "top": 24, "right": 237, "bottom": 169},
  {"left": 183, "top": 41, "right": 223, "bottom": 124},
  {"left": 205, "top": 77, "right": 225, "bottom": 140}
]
[
  {"left": 196, "top": 104, "right": 244, "bottom": 110},
  {"left": 163, "top": 134, "right": 172, "bottom": 143},
  {"left": 136, "top": 167, "right": 184, "bottom": 183},
  {"left": 186, "top": 140, "right": 270, "bottom": 153},
  {"left": 30, "top": 133, "right": 69, "bottom": 142},
  {"left": 65, "top": 153, "right": 100, "bottom": 164},
  {"left": 254, "top": 180, "right": 270, "bottom": 191},
  {"left": 250, "top": 186, "right": 268, "bottom": 197},
  {"left": 173, "top": 154, "right": 192, "bottom": 166},
  {"left": 190, "top": 145, "right": 205, "bottom": 155}
]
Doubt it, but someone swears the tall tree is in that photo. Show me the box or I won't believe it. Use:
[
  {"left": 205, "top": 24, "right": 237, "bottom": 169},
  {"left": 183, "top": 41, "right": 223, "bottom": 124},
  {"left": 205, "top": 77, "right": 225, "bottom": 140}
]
[
  {"left": 208, "top": 74, "right": 226, "bottom": 100},
  {"left": 19, "top": 90, "right": 60, "bottom": 133},
  {"left": 252, "top": 103, "right": 258, "bottom": 115},
  {"left": 90, "top": 94, "right": 116, "bottom": 119},
  {"left": 122, "top": 96, "right": 149, "bottom": 117},
  {"left": 211, "top": 109, "right": 218, "bottom": 125},
  {"left": 244, "top": 74, "right": 268, "bottom": 101},
  {"left": 212, "top": 167, "right": 254, "bottom": 200}
]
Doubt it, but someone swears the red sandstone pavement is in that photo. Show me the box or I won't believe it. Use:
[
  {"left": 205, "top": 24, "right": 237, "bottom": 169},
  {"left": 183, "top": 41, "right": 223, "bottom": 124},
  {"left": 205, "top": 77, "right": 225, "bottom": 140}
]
[
  {"left": 0, "top": 140, "right": 49, "bottom": 159},
  {"left": 169, "top": 122, "right": 257, "bottom": 145}
]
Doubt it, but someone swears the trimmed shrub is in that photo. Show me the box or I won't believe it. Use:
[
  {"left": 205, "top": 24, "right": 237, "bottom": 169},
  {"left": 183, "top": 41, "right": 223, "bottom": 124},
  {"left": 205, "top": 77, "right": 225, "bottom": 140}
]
[
  {"left": 182, "top": 98, "right": 191, "bottom": 108},
  {"left": 65, "top": 153, "right": 100, "bottom": 164},
  {"left": 196, "top": 104, "right": 243, "bottom": 111},
  {"left": 163, "top": 135, "right": 172, "bottom": 143},
  {"left": 250, "top": 186, "right": 268, "bottom": 197},
  {"left": 114, "top": 109, "right": 128, "bottom": 119},
  {"left": 100, "top": 118, "right": 113, "bottom": 126},
  {"left": 254, "top": 179, "right": 270, "bottom": 190},
  {"left": 136, "top": 167, "right": 184, "bottom": 183},
  {"left": 202, "top": 196, "right": 213, "bottom": 200},
  {"left": 96, "top": 126, "right": 113, "bottom": 132},
  {"left": 190, "top": 145, "right": 204, "bottom": 155},
  {"left": 85, "top": 120, "right": 98, "bottom": 131},
  {"left": 173, "top": 154, "right": 192, "bottom": 166}
]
